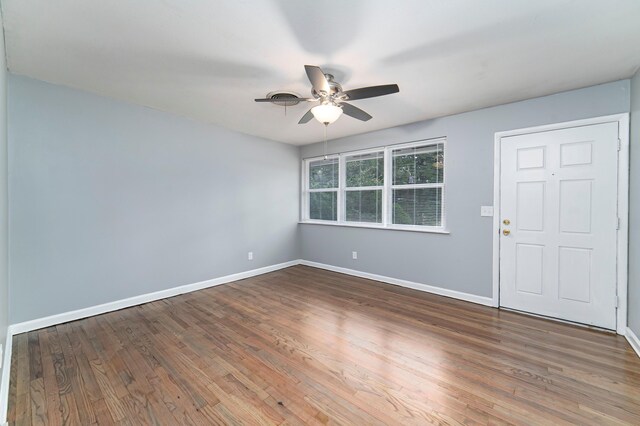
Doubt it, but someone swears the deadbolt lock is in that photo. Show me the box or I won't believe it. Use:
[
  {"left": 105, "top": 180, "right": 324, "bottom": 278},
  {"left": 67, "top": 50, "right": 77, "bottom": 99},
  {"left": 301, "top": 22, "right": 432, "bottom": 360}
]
[{"left": 503, "top": 219, "right": 511, "bottom": 225}]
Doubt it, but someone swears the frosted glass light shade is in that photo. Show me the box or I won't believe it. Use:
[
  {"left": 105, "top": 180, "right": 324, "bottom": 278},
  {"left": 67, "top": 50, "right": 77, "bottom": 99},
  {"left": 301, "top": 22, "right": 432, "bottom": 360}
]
[{"left": 311, "top": 103, "right": 343, "bottom": 124}]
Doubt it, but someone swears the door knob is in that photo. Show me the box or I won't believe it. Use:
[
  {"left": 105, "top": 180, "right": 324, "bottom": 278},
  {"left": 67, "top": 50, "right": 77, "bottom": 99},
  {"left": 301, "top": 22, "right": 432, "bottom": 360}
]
[{"left": 503, "top": 229, "right": 511, "bottom": 236}]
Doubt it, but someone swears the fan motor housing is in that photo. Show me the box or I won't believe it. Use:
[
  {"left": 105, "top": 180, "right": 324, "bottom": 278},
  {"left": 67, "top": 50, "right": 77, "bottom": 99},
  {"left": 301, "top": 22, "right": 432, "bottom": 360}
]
[{"left": 311, "top": 73, "right": 343, "bottom": 98}]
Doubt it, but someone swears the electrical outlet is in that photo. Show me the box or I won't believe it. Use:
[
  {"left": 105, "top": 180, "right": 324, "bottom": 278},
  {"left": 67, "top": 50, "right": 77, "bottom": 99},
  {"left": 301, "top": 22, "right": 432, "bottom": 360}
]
[
  {"left": 248, "top": 251, "right": 253, "bottom": 261},
  {"left": 352, "top": 251, "right": 358, "bottom": 260}
]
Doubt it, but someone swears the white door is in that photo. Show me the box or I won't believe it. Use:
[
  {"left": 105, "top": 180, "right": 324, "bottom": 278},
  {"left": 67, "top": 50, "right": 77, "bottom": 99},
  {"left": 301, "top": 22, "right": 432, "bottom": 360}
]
[{"left": 499, "top": 122, "right": 619, "bottom": 330}]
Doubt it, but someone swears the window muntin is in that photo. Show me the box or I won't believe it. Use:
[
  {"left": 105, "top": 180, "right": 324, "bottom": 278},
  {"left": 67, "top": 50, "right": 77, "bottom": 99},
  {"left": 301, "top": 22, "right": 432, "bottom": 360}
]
[
  {"left": 302, "top": 139, "right": 445, "bottom": 230},
  {"left": 344, "top": 151, "right": 384, "bottom": 223}
]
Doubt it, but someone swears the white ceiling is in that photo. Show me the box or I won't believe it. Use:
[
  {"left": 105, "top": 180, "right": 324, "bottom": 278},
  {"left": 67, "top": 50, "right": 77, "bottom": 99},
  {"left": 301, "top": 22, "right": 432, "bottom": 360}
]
[{"left": 3, "top": 0, "right": 640, "bottom": 145}]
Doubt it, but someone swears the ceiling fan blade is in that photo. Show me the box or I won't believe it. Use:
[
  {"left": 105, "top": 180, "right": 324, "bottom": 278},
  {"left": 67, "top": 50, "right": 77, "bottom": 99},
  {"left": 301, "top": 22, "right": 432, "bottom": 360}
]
[
  {"left": 340, "top": 102, "right": 372, "bottom": 121},
  {"left": 342, "top": 84, "right": 399, "bottom": 101},
  {"left": 305, "top": 65, "right": 330, "bottom": 94},
  {"left": 298, "top": 109, "right": 315, "bottom": 124}
]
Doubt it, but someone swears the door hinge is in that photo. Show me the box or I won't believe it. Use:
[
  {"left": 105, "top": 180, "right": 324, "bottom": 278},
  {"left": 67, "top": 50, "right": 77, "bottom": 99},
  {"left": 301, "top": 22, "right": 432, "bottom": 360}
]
[
  {"left": 618, "top": 138, "right": 622, "bottom": 151},
  {"left": 616, "top": 217, "right": 621, "bottom": 230},
  {"left": 615, "top": 296, "right": 620, "bottom": 308}
]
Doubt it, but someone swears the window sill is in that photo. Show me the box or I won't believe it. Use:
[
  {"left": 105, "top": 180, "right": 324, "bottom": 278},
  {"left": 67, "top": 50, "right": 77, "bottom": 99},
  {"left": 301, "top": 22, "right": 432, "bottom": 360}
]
[{"left": 298, "top": 221, "right": 450, "bottom": 234}]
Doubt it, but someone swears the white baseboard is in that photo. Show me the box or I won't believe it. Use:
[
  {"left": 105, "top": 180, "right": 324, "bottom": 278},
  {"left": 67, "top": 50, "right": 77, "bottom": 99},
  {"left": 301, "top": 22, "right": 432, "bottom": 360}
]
[
  {"left": 10, "top": 259, "right": 494, "bottom": 337},
  {"left": 626, "top": 327, "right": 640, "bottom": 359},
  {"left": 0, "top": 259, "right": 298, "bottom": 423},
  {"left": 0, "top": 256, "right": 630, "bottom": 421},
  {"left": 9, "top": 260, "right": 300, "bottom": 336},
  {"left": 299, "top": 260, "right": 494, "bottom": 306},
  {"left": 9, "top": 259, "right": 495, "bottom": 337},
  {"left": 0, "top": 330, "right": 13, "bottom": 424},
  {"left": 1, "top": 258, "right": 493, "bottom": 422}
]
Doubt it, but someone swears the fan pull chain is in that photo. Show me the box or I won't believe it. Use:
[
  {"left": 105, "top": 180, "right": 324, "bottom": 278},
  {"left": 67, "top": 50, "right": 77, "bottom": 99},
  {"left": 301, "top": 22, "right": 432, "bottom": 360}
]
[{"left": 323, "top": 123, "right": 328, "bottom": 160}]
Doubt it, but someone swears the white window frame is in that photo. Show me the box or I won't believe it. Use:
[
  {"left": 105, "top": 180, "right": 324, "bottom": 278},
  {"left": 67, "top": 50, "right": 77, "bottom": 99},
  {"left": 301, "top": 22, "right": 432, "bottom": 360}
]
[
  {"left": 302, "top": 155, "right": 340, "bottom": 222},
  {"left": 342, "top": 148, "right": 386, "bottom": 225},
  {"left": 387, "top": 139, "right": 447, "bottom": 231},
  {"left": 301, "top": 138, "right": 448, "bottom": 234}
]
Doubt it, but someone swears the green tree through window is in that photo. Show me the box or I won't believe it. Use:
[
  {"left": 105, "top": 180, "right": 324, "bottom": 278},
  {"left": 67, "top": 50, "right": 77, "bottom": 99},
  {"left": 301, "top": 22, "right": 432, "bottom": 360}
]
[
  {"left": 308, "top": 158, "right": 338, "bottom": 220},
  {"left": 392, "top": 143, "right": 444, "bottom": 227},
  {"left": 304, "top": 140, "right": 445, "bottom": 229},
  {"left": 345, "top": 152, "right": 384, "bottom": 223}
]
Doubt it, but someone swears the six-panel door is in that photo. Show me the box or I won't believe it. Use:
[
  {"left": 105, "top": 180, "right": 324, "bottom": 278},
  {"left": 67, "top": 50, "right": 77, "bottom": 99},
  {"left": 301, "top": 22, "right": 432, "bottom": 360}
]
[{"left": 499, "top": 122, "right": 619, "bottom": 330}]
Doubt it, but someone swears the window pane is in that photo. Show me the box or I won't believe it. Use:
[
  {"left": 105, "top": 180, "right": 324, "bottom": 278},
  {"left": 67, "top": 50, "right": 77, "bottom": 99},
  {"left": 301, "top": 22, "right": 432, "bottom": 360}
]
[
  {"left": 346, "top": 152, "right": 384, "bottom": 187},
  {"left": 346, "top": 190, "right": 382, "bottom": 223},
  {"left": 309, "top": 158, "right": 339, "bottom": 189},
  {"left": 392, "top": 143, "right": 444, "bottom": 185},
  {"left": 310, "top": 191, "right": 337, "bottom": 220},
  {"left": 392, "top": 187, "right": 442, "bottom": 226}
]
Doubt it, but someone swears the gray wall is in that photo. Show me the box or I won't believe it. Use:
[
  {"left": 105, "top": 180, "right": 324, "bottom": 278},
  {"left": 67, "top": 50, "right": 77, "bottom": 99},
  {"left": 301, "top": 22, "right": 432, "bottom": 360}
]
[
  {"left": 7, "top": 74, "right": 634, "bottom": 325},
  {"left": 629, "top": 71, "right": 640, "bottom": 337},
  {"left": 0, "top": 9, "right": 9, "bottom": 376},
  {"left": 8, "top": 75, "right": 300, "bottom": 323},
  {"left": 300, "top": 80, "right": 630, "bottom": 298}
]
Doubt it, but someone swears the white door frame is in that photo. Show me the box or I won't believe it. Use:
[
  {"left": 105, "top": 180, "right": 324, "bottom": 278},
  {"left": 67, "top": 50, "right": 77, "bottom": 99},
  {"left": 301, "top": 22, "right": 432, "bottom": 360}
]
[{"left": 492, "top": 113, "right": 629, "bottom": 335}]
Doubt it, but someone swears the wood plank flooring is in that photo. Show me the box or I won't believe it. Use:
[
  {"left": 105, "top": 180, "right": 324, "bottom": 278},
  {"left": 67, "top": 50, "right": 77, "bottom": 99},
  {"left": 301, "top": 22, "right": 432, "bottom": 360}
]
[{"left": 7, "top": 265, "right": 640, "bottom": 425}]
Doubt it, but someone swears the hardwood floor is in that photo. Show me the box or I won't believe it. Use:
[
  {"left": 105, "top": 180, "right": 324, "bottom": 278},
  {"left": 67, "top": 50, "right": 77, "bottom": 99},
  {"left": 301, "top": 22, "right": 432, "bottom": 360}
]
[{"left": 7, "top": 265, "right": 640, "bottom": 425}]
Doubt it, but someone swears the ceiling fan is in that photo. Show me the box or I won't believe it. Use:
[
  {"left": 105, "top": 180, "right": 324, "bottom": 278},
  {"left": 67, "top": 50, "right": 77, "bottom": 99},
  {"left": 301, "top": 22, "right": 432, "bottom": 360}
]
[{"left": 254, "top": 65, "right": 399, "bottom": 125}]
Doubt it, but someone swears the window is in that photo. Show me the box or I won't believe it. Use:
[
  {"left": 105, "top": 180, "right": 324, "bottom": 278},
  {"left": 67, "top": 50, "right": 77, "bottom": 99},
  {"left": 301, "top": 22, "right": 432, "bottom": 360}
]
[
  {"left": 391, "top": 143, "right": 444, "bottom": 227},
  {"left": 302, "top": 139, "right": 446, "bottom": 232},
  {"left": 307, "top": 157, "right": 339, "bottom": 221},
  {"left": 344, "top": 151, "right": 384, "bottom": 223}
]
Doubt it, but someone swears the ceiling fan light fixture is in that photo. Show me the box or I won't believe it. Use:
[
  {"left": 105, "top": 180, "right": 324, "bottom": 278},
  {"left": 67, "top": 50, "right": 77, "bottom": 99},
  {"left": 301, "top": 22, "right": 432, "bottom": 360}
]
[
  {"left": 311, "top": 103, "right": 343, "bottom": 124},
  {"left": 257, "top": 65, "right": 399, "bottom": 125}
]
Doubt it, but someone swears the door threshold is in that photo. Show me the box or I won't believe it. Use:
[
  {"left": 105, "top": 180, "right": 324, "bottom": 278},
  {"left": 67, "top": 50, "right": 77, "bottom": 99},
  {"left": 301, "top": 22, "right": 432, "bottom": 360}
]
[{"left": 499, "top": 307, "right": 616, "bottom": 334}]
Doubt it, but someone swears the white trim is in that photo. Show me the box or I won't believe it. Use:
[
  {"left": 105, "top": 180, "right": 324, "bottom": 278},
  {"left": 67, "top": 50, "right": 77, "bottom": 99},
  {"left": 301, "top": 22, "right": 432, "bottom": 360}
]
[
  {"left": 338, "top": 151, "right": 345, "bottom": 223},
  {"left": 0, "top": 258, "right": 493, "bottom": 421},
  {"left": 344, "top": 186, "right": 382, "bottom": 191},
  {"left": 501, "top": 307, "right": 617, "bottom": 333},
  {"left": 300, "top": 159, "right": 306, "bottom": 221},
  {"left": 302, "top": 155, "right": 340, "bottom": 222},
  {"left": 343, "top": 148, "right": 385, "bottom": 225},
  {"left": 494, "top": 114, "right": 629, "bottom": 138},
  {"left": 383, "top": 144, "right": 390, "bottom": 225},
  {"left": 299, "top": 221, "right": 450, "bottom": 234},
  {"left": 387, "top": 139, "right": 447, "bottom": 230},
  {"left": 0, "top": 331, "right": 12, "bottom": 424},
  {"left": 0, "top": 253, "right": 632, "bottom": 423},
  {"left": 390, "top": 183, "right": 443, "bottom": 189},
  {"left": 308, "top": 188, "right": 338, "bottom": 193},
  {"left": 616, "top": 115, "right": 630, "bottom": 335},
  {"left": 301, "top": 138, "right": 447, "bottom": 231},
  {"left": 492, "top": 113, "right": 630, "bottom": 333},
  {"left": 492, "top": 128, "right": 501, "bottom": 307},
  {"left": 299, "top": 260, "right": 493, "bottom": 306},
  {"left": 626, "top": 327, "right": 640, "bottom": 359},
  {"left": 8, "top": 260, "right": 299, "bottom": 335},
  {"left": 301, "top": 136, "right": 448, "bottom": 162},
  {"left": 0, "top": 260, "right": 295, "bottom": 422}
]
